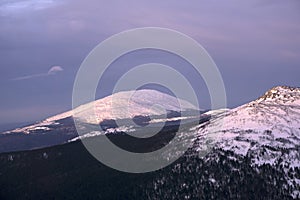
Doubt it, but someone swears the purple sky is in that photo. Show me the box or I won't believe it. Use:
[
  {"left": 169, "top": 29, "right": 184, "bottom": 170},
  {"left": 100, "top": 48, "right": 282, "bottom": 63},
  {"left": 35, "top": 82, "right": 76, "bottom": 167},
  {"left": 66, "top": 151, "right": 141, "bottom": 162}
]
[{"left": 0, "top": 0, "right": 299, "bottom": 124}]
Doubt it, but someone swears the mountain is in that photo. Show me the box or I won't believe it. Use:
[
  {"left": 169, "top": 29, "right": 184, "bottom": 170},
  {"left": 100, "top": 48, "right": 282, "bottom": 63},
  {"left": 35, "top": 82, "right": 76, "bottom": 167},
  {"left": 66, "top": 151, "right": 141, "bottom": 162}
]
[
  {"left": 120, "top": 85, "right": 300, "bottom": 199},
  {"left": 47, "top": 89, "right": 199, "bottom": 124},
  {"left": 196, "top": 86, "right": 300, "bottom": 155},
  {"left": 191, "top": 86, "right": 300, "bottom": 198},
  {"left": 0, "top": 89, "right": 201, "bottom": 153},
  {"left": 0, "top": 86, "right": 299, "bottom": 199}
]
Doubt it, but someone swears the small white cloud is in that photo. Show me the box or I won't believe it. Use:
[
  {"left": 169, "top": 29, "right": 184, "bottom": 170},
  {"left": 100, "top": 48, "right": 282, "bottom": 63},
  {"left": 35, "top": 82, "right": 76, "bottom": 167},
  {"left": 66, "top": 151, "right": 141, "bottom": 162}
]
[
  {"left": 48, "top": 65, "right": 64, "bottom": 75},
  {"left": 12, "top": 65, "right": 64, "bottom": 81}
]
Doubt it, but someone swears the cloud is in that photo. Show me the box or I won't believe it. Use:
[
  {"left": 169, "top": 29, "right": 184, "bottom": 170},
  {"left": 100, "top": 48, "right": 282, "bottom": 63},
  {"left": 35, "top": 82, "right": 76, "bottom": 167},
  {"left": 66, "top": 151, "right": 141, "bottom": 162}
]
[
  {"left": 0, "top": 0, "right": 60, "bottom": 16},
  {"left": 47, "top": 65, "right": 64, "bottom": 75},
  {"left": 12, "top": 65, "right": 63, "bottom": 81}
]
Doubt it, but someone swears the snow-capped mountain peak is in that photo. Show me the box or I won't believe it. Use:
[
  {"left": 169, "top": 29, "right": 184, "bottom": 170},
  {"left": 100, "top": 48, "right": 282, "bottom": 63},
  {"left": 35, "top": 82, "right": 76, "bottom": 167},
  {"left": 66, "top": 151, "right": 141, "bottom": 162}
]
[
  {"left": 204, "top": 86, "right": 300, "bottom": 134},
  {"left": 4, "top": 89, "right": 199, "bottom": 134},
  {"left": 47, "top": 89, "right": 199, "bottom": 124},
  {"left": 256, "top": 85, "right": 300, "bottom": 104},
  {"left": 195, "top": 86, "right": 300, "bottom": 198}
]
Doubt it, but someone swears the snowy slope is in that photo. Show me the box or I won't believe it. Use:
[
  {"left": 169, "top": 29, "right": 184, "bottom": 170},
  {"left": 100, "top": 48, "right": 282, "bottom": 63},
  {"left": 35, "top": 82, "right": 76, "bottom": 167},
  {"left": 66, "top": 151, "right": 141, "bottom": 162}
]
[
  {"left": 57, "top": 89, "right": 198, "bottom": 124},
  {"left": 194, "top": 86, "right": 300, "bottom": 198},
  {"left": 1, "top": 86, "right": 300, "bottom": 198},
  {"left": 4, "top": 90, "right": 199, "bottom": 134},
  {"left": 196, "top": 86, "right": 300, "bottom": 155}
]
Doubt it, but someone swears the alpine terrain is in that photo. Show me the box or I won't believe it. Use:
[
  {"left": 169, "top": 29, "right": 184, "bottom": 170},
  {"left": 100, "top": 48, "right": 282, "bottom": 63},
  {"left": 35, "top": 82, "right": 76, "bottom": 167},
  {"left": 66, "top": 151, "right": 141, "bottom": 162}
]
[
  {"left": 0, "top": 86, "right": 299, "bottom": 199},
  {"left": 0, "top": 89, "right": 201, "bottom": 153}
]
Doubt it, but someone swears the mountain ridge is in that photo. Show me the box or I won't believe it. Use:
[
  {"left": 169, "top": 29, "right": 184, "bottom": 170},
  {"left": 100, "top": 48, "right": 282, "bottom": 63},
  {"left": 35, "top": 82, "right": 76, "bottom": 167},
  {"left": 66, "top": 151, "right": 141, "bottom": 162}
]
[
  {"left": 193, "top": 85, "right": 300, "bottom": 198},
  {"left": 46, "top": 89, "right": 199, "bottom": 124},
  {"left": 0, "top": 85, "right": 299, "bottom": 199},
  {"left": 4, "top": 89, "right": 199, "bottom": 135}
]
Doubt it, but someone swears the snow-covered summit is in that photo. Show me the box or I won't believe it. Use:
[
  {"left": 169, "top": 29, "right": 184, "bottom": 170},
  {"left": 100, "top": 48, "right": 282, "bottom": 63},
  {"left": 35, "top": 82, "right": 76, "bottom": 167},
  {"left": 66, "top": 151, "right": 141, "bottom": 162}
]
[
  {"left": 194, "top": 86, "right": 300, "bottom": 197},
  {"left": 222, "top": 86, "right": 299, "bottom": 131},
  {"left": 46, "top": 89, "right": 199, "bottom": 124},
  {"left": 196, "top": 85, "right": 300, "bottom": 153},
  {"left": 256, "top": 85, "right": 300, "bottom": 104},
  {"left": 4, "top": 90, "right": 199, "bottom": 134}
]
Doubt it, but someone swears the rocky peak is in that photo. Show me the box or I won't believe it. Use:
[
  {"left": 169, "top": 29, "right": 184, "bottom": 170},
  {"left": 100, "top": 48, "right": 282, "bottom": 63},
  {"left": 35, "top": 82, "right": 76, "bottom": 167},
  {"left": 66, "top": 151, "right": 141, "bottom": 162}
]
[{"left": 256, "top": 85, "right": 300, "bottom": 103}]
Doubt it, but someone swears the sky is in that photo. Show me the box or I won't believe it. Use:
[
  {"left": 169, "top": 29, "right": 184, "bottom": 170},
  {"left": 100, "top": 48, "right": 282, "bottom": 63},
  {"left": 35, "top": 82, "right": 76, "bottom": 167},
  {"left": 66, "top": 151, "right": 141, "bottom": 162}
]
[{"left": 0, "top": 0, "right": 299, "bottom": 125}]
